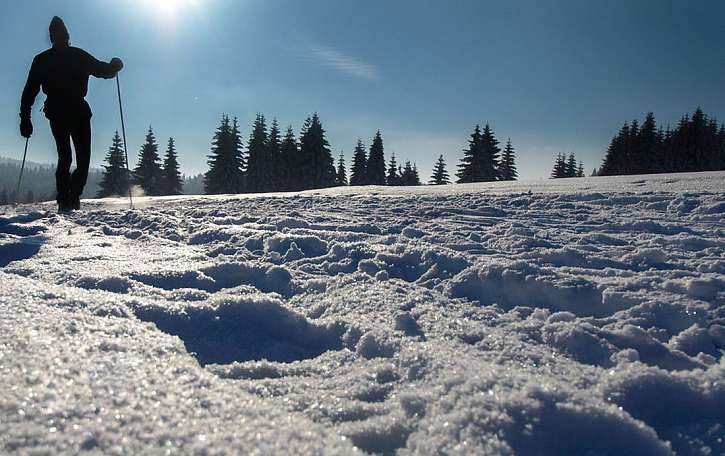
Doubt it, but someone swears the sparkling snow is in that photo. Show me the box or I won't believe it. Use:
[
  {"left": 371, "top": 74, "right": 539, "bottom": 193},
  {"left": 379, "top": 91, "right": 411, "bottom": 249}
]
[{"left": 1, "top": 172, "right": 724, "bottom": 455}]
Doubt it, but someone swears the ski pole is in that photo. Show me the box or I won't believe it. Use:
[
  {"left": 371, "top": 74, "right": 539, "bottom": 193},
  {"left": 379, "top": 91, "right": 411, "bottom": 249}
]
[
  {"left": 116, "top": 74, "right": 134, "bottom": 209},
  {"left": 15, "top": 137, "right": 29, "bottom": 200}
]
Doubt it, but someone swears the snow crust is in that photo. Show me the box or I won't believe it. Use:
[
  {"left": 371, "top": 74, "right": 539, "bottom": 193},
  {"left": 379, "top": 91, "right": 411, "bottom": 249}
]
[{"left": 1, "top": 171, "right": 724, "bottom": 455}]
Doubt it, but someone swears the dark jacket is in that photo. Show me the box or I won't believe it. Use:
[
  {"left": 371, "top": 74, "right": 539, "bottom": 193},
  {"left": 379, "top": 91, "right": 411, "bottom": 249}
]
[{"left": 20, "top": 46, "right": 118, "bottom": 121}]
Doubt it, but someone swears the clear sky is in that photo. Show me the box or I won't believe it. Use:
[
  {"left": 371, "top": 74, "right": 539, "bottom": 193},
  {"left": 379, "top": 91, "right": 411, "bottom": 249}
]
[{"left": 1, "top": 0, "right": 724, "bottom": 180}]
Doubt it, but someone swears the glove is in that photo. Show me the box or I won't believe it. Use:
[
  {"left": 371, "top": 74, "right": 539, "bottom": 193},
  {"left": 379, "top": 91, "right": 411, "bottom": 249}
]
[
  {"left": 20, "top": 116, "right": 32, "bottom": 138},
  {"left": 110, "top": 57, "right": 124, "bottom": 72}
]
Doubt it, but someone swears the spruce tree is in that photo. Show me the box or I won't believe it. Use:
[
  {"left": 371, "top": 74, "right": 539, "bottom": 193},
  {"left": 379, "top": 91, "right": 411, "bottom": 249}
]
[
  {"left": 479, "top": 124, "right": 501, "bottom": 181},
  {"left": 299, "top": 113, "right": 336, "bottom": 189},
  {"left": 204, "top": 115, "right": 245, "bottom": 194},
  {"left": 551, "top": 153, "right": 567, "bottom": 178},
  {"left": 457, "top": 125, "right": 485, "bottom": 183},
  {"left": 162, "top": 137, "right": 183, "bottom": 195},
  {"left": 577, "top": 161, "right": 585, "bottom": 178},
  {"left": 246, "top": 113, "right": 269, "bottom": 193},
  {"left": 565, "top": 153, "right": 578, "bottom": 178},
  {"left": 412, "top": 163, "right": 421, "bottom": 185},
  {"left": 386, "top": 153, "right": 399, "bottom": 186},
  {"left": 349, "top": 139, "right": 368, "bottom": 186},
  {"left": 335, "top": 151, "right": 348, "bottom": 186},
  {"left": 499, "top": 139, "right": 518, "bottom": 181},
  {"left": 401, "top": 161, "right": 414, "bottom": 185},
  {"left": 267, "top": 119, "right": 282, "bottom": 191},
  {"left": 280, "top": 126, "right": 299, "bottom": 191},
  {"left": 97, "top": 131, "right": 129, "bottom": 198},
  {"left": 366, "top": 131, "right": 386, "bottom": 185},
  {"left": 133, "top": 126, "right": 164, "bottom": 195},
  {"left": 429, "top": 154, "right": 450, "bottom": 185}
]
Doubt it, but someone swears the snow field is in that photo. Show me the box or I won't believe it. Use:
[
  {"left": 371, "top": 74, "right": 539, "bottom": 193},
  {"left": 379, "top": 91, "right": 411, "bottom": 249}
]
[{"left": 1, "top": 171, "right": 724, "bottom": 455}]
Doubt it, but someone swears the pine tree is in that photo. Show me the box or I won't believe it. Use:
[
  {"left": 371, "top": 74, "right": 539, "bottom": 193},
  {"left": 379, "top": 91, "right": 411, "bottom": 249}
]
[
  {"left": 335, "top": 151, "right": 348, "bottom": 186},
  {"left": 349, "top": 139, "right": 368, "bottom": 186},
  {"left": 246, "top": 113, "right": 269, "bottom": 193},
  {"left": 162, "top": 137, "right": 183, "bottom": 195},
  {"left": 366, "top": 131, "right": 386, "bottom": 185},
  {"left": 499, "top": 139, "right": 517, "bottom": 181},
  {"left": 565, "top": 153, "right": 578, "bottom": 178},
  {"left": 412, "top": 163, "right": 421, "bottom": 185},
  {"left": 457, "top": 125, "right": 485, "bottom": 183},
  {"left": 204, "top": 115, "right": 245, "bottom": 194},
  {"left": 267, "top": 119, "right": 282, "bottom": 191},
  {"left": 429, "top": 154, "right": 450, "bottom": 185},
  {"left": 577, "top": 161, "right": 585, "bottom": 178},
  {"left": 401, "top": 161, "right": 414, "bottom": 185},
  {"left": 386, "top": 153, "right": 399, "bottom": 186},
  {"left": 551, "top": 153, "right": 567, "bottom": 178},
  {"left": 635, "top": 112, "right": 658, "bottom": 174},
  {"left": 97, "top": 131, "right": 129, "bottom": 198},
  {"left": 280, "top": 126, "right": 300, "bottom": 191},
  {"left": 133, "top": 126, "right": 164, "bottom": 195},
  {"left": 299, "top": 113, "right": 336, "bottom": 189},
  {"left": 479, "top": 124, "right": 501, "bottom": 181}
]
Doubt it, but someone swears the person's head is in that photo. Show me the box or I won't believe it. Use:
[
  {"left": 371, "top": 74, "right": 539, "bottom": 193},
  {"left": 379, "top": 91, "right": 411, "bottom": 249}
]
[{"left": 49, "top": 16, "right": 70, "bottom": 47}]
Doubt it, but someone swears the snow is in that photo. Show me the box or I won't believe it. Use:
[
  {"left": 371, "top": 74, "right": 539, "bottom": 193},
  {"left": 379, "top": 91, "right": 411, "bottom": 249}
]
[{"left": 1, "top": 171, "right": 724, "bottom": 455}]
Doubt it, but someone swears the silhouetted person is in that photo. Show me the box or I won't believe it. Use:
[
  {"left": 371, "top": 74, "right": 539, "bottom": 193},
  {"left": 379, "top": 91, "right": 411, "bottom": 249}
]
[{"left": 20, "top": 16, "right": 123, "bottom": 212}]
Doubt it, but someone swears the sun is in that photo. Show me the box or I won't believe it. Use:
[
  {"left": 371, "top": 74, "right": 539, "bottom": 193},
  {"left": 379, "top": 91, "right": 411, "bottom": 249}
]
[{"left": 145, "top": 0, "right": 200, "bottom": 21}]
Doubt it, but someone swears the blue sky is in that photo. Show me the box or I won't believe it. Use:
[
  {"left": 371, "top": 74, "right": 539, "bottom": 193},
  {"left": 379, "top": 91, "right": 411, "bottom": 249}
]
[{"left": 1, "top": 0, "right": 724, "bottom": 180}]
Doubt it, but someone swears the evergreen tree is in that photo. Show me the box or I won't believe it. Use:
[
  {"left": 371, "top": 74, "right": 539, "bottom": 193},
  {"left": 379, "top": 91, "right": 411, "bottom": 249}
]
[
  {"left": 429, "top": 154, "right": 450, "bottom": 185},
  {"left": 366, "top": 131, "right": 386, "bottom": 185},
  {"left": 349, "top": 139, "right": 368, "bottom": 186},
  {"left": 204, "top": 115, "right": 245, "bottom": 194},
  {"left": 412, "top": 163, "right": 421, "bottom": 185},
  {"left": 280, "top": 126, "right": 300, "bottom": 191},
  {"left": 335, "top": 151, "right": 348, "bottom": 186},
  {"left": 161, "top": 137, "right": 183, "bottom": 195},
  {"left": 499, "top": 139, "right": 518, "bottom": 181},
  {"left": 565, "top": 153, "right": 578, "bottom": 178},
  {"left": 457, "top": 125, "right": 485, "bottom": 183},
  {"left": 551, "top": 153, "right": 567, "bottom": 178},
  {"left": 386, "top": 152, "right": 399, "bottom": 186},
  {"left": 479, "top": 124, "right": 501, "bottom": 181},
  {"left": 299, "top": 113, "right": 336, "bottom": 189},
  {"left": 245, "top": 113, "right": 269, "bottom": 192},
  {"left": 97, "top": 131, "right": 129, "bottom": 198},
  {"left": 577, "top": 161, "right": 585, "bottom": 178},
  {"left": 401, "top": 161, "right": 414, "bottom": 185},
  {"left": 133, "top": 126, "right": 164, "bottom": 195},
  {"left": 267, "top": 119, "right": 282, "bottom": 191}
]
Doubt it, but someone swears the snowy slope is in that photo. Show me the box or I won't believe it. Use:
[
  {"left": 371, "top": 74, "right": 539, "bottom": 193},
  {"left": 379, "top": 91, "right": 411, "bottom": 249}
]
[{"left": 1, "top": 172, "right": 724, "bottom": 455}]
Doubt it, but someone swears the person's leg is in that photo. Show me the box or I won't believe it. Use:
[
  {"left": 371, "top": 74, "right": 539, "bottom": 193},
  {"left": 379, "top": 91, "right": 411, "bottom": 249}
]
[
  {"left": 49, "top": 119, "right": 73, "bottom": 208},
  {"left": 69, "top": 116, "right": 92, "bottom": 208}
]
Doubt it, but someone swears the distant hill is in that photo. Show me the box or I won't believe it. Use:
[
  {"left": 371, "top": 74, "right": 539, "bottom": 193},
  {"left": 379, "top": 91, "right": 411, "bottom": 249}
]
[{"left": 0, "top": 156, "right": 205, "bottom": 204}]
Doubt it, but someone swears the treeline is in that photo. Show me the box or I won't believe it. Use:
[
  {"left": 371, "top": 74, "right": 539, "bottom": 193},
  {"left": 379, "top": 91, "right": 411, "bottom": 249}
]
[
  {"left": 95, "top": 114, "right": 522, "bottom": 196},
  {"left": 597, "top": 107, "right": 725, "bottom": 176},
  {"left": 203, "top": 113, "right": 425, "bottom": 194},
  {"left": 0, "top": 161, "right": 103, "bottom": 205},
  {"left": 550, "top": 153, "right": 585, "bottom": 178}
]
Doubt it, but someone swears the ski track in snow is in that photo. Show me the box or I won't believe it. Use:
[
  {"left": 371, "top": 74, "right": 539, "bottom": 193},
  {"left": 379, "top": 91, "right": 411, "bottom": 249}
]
[{"left": 1, "top": 172, "right": 724, "bottom": 455}]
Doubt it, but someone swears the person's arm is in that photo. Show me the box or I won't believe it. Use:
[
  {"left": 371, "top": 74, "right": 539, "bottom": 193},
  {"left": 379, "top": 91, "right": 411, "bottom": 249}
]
[
  {"left": 82, "top": 49, "right": 123, "bottom": 79},
  {"left": 19, "top": 56, "right": 41, "bottom": 137},
  {"left": 20, "top": 56, "right": 41, "bottom": 119}
]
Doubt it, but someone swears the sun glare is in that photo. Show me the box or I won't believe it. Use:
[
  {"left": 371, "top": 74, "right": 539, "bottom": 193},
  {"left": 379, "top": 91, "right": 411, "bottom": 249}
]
[{"left": 143, "top": 0, "right": 200, "bottom": 22}]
